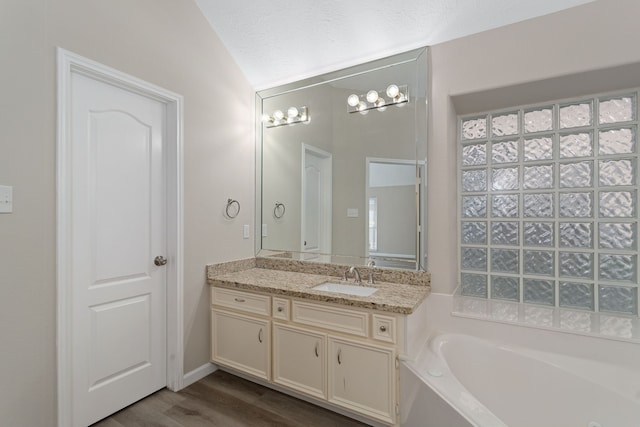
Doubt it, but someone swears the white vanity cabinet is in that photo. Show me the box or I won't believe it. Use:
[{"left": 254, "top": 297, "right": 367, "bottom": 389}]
[
  {"left": 328, "top": 336, "right": 396, "bottom": 423},
  {"left": 210, "top": 288, "right": 271, "bottom": 380},
  {"left": 273, "top": 323, "right": 327, "bottom": 399},
  {"left": 211, "top": 286, "right": 410, "bottom": 426},
  {"left": 211, "top": 309, "right": 270, "bottom": 380}
]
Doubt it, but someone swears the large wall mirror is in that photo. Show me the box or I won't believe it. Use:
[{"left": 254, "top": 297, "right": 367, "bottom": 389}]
[{"left": 256, "top": 47, "right": 428, "bottom": 270}]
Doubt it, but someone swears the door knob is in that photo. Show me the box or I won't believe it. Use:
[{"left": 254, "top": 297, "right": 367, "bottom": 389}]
[{"left": 154, "top": 256, "right": 168, "bottom": 266}]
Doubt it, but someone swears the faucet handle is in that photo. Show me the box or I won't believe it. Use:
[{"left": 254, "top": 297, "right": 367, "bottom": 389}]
[
  {"left": 367, "top": 260, "right": 376, "bottom": 284},
  {"left": 342, "top": 268, "right": 349, "bottom": 281}
]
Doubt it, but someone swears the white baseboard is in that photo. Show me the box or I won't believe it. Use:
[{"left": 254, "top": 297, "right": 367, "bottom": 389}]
[{"left": 182, "top": 362, "right": 218, "bottom": 388}]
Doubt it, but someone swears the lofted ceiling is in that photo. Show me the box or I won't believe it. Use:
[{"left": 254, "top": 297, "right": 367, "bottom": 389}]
[{"left": 195, "top": 0, "right": 594, "bottom": 90}]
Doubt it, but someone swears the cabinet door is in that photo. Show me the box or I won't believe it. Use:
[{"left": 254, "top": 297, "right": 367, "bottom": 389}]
[
  {"left": 328, "top": 336, "right": 396, "bottom": 425},
  {"left": 273, "top": 324, "right": 326, "bottom": 399},
  {"left": 211, "top": 309, "right": 270, "bottom": 380}
]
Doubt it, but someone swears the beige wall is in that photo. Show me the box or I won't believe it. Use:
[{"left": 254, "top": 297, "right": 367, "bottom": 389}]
[
  {"left": 0, "top": 0, "right": 254, "bottom": 425},
  {"left": 428, "top": 0, "right": 640, "bottom": 293}
]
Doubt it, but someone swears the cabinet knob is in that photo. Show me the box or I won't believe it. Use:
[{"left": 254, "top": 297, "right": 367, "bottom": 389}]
[
  {"left": 277, "top": 306, "right": 284, "bottom": 312},
  {"left": 315, "top": 343, "right": 319, "bottom": 357},
  {"left": 379, "top": 325, "right": 387, "bottom": 332},
  {"left": 337, "top": 348, "right": 342, "bottom": 365},
  {"left": 154, "top": 255, "right": 167, "bottom": 266},
  {"left": 234, "top": 298, "right": 246, "bottom": 303},
  {"left": 258, "top": 328, "right": 263, "bottom": 343}
]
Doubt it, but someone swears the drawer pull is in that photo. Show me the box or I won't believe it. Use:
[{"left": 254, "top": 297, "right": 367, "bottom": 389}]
[
  {"left": 234, "top": 298, "right": 246, "bottom": 303},
  {"left": 277, "top": 306, "right": 284, "bottom": 312},
  {"left": 258, "top": 328, "right": 263, "bottom": 343},
  {"left": 337, "top": 348, "right": 342, "bottom": 365},
  {"left": 314, "top": 343, "right": 319, "bottom": 357},
  {"left": 379, "top": 325, "right": 387, "bottom": 332}
]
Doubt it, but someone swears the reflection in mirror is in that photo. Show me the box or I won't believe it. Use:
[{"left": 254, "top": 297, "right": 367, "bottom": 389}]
[
  {"left": 256, "top": 48, "right": 428, "bottom": 270},
  {"left": 366, "top": 159, "right": 425, "bottom": 269}
]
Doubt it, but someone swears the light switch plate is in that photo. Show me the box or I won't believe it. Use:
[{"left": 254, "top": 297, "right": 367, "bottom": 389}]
[
  {"left": 262, "top": 224, "right": 268, "bottom": 237},
  {"left": 243, "top": 224, "right": 250, "bottom": 239},
  {"left": 0, "top": 185, "right": 12, "bottom": 213}
]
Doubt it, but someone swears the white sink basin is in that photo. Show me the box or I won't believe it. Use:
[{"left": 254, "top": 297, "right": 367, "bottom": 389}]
[{"left": 312, "top": 282, "right": 378, "bottom": 297}]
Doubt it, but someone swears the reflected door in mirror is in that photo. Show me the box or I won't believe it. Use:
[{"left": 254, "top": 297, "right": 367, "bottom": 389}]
[{"left": 302, "top": 144, "right": 332, "bottom": 254}]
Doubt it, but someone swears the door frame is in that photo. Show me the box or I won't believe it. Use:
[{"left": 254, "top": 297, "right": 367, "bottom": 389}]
[
  {"left": 56, "top": 48, "right": 184, "bottom": 426},
  {"left": 300, "top": 143, "right": 332, "bottom": 255}
]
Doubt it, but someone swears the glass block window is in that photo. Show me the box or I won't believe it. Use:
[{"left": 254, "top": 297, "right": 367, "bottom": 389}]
[{"left": 460, "top": 91, "right": 639, "bottom": 315}]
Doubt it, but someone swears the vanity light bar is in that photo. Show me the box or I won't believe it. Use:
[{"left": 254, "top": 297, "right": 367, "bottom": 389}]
[
  {"left": 346, "top": 84, "right": 409, "bottom": 114},
  {"left": 262, "top": 106, "right": 309, "bottom": 128}
]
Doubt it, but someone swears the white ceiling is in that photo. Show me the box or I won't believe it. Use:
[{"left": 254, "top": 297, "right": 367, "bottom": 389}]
[{"left": 195, "top": 0, "right": 593, "bottom": 90}]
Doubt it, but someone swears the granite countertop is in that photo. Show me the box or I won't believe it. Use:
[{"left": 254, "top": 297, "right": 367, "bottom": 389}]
[{"left": 208, "top": 266, "right": 429, "bottom": 315}]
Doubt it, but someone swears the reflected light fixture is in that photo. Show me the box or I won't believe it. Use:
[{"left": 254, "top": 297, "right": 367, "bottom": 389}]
[
  {"left": 346, "top": 84, "right": 408, "bottom": 114},
  {"left": 262, "top": 106, "right": 309, "bottom": 128}
]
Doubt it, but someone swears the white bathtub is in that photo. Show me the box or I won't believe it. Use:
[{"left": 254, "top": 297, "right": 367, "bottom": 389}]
[{"left": 401, "top": 332, "right": 640, "bottom": 427}]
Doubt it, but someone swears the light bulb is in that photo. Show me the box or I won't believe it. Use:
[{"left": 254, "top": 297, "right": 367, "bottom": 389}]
[
  {"left": 386, "top": 84, "right": 399, "bottom": 98},
  {"left": 261, "top": 114, "right": 272, "bottom": 123},
  {"left": 397, "top": 94, "right": 408, "bottom": 107},
  {"left": 287, "top": 107, "right": 299, "bottom": 118},
  {"left": 374, "top": 98, "right": 385, "bottom": 108},
  {"left": 347, "top": 94, "right": 360, "bottom": 107},
  {"left": 273, "top": 110, "right": 284, "bottom": 120},
  {"left": 366, "top": 90, "right": 379, "bottom": 103},
  {"left": 356, "top": 102, "right": 366, "bottom": 112}
]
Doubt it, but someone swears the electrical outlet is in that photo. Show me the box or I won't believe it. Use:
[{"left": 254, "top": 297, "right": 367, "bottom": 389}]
[{"left": 243, "top": 224, "right": 250, "bottom": 239}]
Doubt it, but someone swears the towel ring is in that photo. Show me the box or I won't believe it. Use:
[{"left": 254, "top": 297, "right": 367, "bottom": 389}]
[
  {"left": 226, "top": 198, "right": 240, "bottom": 218},
  {"left": 274, "top": 202, "right": 286, "bottom": 219}
]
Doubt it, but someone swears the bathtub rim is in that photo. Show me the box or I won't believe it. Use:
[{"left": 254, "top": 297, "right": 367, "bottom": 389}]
[
  {"left": 400, "top": 333, "right": 507, "bottom": 427},
  {"left": 401, "top": 329, "right": 640, "bottom": 427}
]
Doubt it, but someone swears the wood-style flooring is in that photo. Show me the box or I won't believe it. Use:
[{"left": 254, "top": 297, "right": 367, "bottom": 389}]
[{"left": 92, "top": 370, "right": 370, "bottom": 427}]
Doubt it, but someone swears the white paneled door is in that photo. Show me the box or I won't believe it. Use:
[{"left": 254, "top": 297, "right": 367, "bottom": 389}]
[
  {"left": 301, "top": 144, "right": 332, "bottom": 254},
  {"left": 69, "top": 71, "right": 167, "bottom": 426}
]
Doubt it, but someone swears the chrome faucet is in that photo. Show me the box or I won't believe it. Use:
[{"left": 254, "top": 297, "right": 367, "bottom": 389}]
[
  {"left": 342, "top": 266, "right": 362, "bottom": 284},
  {"left": 367, "top": 260, "right": 376, "bottom": 284},
  {"left": 350, "top": 266, "right": 362, "bottom": 284}
]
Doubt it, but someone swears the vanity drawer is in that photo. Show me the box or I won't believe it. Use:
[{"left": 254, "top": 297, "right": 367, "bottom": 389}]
[
  {"left": 212, "top": 288, "right": 270, "bottom": 316},
  {"left": 273, "top": 297, "right": 290, "bottom": 321},
  {"left": 292, "top": 301, "right": 368, "bottom": 338},
  {"left": 372, "top": 314, "right": 396, "bottom": 344}
]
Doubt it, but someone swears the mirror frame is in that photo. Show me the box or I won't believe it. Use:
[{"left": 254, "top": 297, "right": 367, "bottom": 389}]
[{"left": 255, "top": 47, "right": 428, "bottom": 270}]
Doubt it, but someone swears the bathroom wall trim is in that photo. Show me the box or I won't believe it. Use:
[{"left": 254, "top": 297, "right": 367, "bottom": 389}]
[
  {"left": 56, "top": 48, "right": 185, "bottom": 426},
  {"left": 183, "top": 363, "right": 218, "bottom": 388}
]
